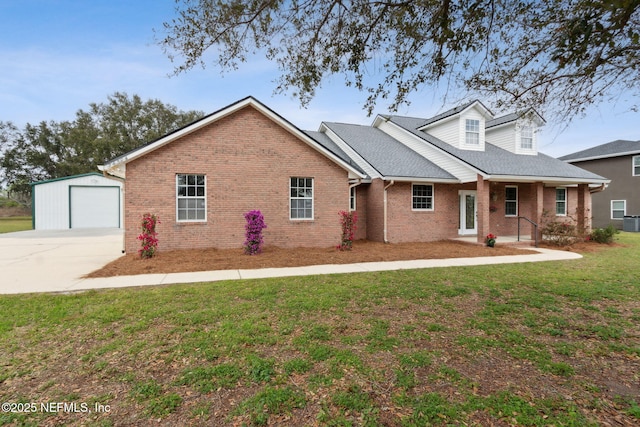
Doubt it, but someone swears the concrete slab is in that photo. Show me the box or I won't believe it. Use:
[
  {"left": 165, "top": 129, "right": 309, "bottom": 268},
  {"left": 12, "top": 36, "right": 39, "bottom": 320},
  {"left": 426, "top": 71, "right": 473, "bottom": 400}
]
[{"left": 0, "top": 228, "right": 124, "bottom": 294}]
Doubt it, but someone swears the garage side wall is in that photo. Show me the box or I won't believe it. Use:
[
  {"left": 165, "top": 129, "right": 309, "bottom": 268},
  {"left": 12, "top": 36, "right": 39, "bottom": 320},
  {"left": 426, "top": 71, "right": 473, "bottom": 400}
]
[{"left": 123, "top": 106, "right": 350, "bottom": 253}]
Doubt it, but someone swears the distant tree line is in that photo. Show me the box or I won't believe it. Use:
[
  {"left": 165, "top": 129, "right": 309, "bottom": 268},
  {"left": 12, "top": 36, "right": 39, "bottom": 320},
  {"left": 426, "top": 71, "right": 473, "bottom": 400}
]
[{"left": 0, "top": 92, "right": 203, "bottom": 206}]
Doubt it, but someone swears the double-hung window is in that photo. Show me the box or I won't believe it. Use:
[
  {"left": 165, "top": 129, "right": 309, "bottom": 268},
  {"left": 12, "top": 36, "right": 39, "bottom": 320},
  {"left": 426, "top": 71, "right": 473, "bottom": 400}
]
[
  {"left": 555, "top": 188, "right": 567, "bottom": 216},
  {"left": 177, "top": 174, "right": 206, "bottom": 221},
  {"left": 412, "top": 184, "right": 434, "bottom": 210},
  {"left": 520, "top": 126, "right": 533, "bottom": 150},
  {"left": 611, "top": 200, "right": 626, "bottom": 220},
  {"left": 349, "top": 186, "right": 356, "bottom": 211},
  {"left": 465, "top": 119, "right": 480, "bottom": 145},
  {"left": 290, "top": 177, "right": 313, "bottom": 219},
  {"left": 633, "top": 156, "right": 640, "bottom": 176},
  {"left": 505, "top": 186, "right": 518, "bottom": 216}
]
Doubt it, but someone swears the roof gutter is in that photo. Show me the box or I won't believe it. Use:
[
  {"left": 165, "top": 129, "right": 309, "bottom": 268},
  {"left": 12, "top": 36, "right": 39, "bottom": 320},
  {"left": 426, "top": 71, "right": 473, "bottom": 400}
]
[{"left": 383, "top": 180, "right": 395, "bottom": 243}]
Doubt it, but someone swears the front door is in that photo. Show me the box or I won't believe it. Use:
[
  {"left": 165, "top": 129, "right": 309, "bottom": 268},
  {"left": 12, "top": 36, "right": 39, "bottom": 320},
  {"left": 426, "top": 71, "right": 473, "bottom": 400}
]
[{"left": 459, "top": 190, "right": 477, "bottom": 235}]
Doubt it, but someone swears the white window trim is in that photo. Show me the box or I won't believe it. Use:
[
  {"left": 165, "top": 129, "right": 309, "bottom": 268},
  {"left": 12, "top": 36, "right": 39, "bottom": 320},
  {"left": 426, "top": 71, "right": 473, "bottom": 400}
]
[
  {"left": 176, "top": 174, "right": 207, "bottom": 223},
  {"left": 633, "top": 156, "right": 640, "bottom": 176},
  {"left": 349, "top": 186, "right": 356, "bottom": 211},
  {"left": 555, "top": 187, "right": 567, "bottom": 216},
  {"left": 411, "top": 183, "right": 434, "bottom": 211},
  {"left": 505, "top": 185, "right": 518, "bottom": 217},
  {"left": 464, "top": 119, "right": 480, "bottom": 146},
  {"left": 611, "top": 200, "right": 626, "bottom": 220},
  {"left": 289, "top": 177, "right": 314, "bottom": 220},
  {"left": 520, "top": 125, "right": 534, "bottom": 150}
]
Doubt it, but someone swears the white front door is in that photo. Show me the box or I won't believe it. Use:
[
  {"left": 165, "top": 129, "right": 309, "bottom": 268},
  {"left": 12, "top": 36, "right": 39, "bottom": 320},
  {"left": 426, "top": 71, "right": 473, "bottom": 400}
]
[{"left": 459, "top": 190, "right": 477, "bottom": 235}]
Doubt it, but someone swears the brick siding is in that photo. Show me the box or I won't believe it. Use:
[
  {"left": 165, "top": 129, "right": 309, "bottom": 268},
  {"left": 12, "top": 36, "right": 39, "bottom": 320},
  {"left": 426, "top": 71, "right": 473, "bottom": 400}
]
[{"left": 124, "top": 106, "right": 350, "bottom": 253}]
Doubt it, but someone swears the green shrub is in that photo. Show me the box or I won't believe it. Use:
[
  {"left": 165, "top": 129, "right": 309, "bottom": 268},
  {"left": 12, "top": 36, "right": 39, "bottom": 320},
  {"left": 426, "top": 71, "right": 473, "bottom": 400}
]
[
  {"left": 589, "top": 225, "right": 619, "bottom": 244},
  {"left": 0, "top": 197, "right": 21, "bottom": 208}
]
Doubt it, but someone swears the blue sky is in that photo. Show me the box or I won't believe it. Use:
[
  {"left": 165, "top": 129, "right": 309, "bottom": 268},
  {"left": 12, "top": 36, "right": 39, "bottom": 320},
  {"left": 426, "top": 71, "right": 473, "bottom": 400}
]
[{"left": 1, "top": 0, "right": 637, "bottom": 158}]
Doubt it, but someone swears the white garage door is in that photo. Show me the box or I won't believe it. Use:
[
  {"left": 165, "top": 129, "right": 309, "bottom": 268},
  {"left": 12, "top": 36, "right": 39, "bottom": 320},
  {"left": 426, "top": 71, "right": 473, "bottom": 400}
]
[{"left": 70, "top": 186, "right": 120, "bottom": 228}]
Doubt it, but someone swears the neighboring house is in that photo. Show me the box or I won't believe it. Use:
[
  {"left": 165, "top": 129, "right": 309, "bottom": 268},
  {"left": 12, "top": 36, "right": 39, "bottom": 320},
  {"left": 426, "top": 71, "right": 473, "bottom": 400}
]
[
  {"left": 559, "top": 140, "right": 640, "bottom": 229},
  {"left": 99, "top": 97, "right": 608, "bottom": 253}
]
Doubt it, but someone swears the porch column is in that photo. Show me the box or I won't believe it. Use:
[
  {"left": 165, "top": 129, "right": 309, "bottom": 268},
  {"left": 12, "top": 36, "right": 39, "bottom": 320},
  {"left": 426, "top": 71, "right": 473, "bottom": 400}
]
[
  {"left": 532, "top": 182, "right": 544, "bottom": 241},
  {"left": 576, "top": 184, "right": 589, "bottom": 234},
  {"left": 477, "top": 174, "right": 490, "bottom": 244}
]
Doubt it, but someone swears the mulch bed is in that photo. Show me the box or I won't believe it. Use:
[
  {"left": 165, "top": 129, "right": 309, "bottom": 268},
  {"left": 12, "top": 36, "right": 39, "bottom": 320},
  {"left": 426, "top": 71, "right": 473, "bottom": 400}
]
[{"left": 87, "top": 240, "right": 538, "bottom": 278}]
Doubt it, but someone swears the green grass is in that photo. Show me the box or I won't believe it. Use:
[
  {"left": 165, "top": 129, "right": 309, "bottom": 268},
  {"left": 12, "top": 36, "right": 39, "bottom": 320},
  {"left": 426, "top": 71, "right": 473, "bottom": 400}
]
[
  {"left": 0, "top": 216, "right": 32, "bottom": 233},
  {"left": 0, "top": 233, "right": 639, "bottom": 425}
]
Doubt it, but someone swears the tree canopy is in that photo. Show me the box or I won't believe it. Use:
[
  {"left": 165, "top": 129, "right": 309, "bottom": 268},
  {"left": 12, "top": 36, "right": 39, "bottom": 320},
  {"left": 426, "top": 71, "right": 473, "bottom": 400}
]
[
  {"left": 0, "top": 93, "right": 203, "bottom": 204},
  {"left": 158, "top": 0, "right": 640, "bottom": 120}
]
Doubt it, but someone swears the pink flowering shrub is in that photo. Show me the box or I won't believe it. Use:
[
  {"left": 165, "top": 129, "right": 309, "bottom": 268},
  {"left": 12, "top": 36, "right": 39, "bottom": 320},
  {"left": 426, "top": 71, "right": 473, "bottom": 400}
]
[
  {"left": 244, "top": 210, "right": 267, "bottom": 255},
  {"left": 338, "top": 210, "right": 357, "bottom": 251},
  {"left": 137, "top": 213, "right": 159, "bottom": 259}
]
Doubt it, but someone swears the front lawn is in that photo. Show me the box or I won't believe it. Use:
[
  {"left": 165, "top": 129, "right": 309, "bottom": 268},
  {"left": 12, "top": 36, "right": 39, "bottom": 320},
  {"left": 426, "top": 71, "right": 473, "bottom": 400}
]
[
  {"left": 0, "top": 216, "right": 32, "bottom": 234},
  {"left": 1, "top": 233, "right": 639, "bottom": 426}
]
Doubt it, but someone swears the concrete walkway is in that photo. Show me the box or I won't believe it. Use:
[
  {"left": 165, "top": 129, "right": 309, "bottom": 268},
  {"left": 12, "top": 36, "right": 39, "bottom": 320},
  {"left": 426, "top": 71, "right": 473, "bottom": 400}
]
[
  {"left": 0, "top": 229, "right": 582, "bottom": 295},
  {"left": 12, "top": 250, "right": 584, "bottom": 295}
]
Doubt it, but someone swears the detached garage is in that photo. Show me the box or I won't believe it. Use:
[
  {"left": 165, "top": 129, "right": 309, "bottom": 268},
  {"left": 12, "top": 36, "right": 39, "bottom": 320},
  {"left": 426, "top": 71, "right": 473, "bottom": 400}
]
[{"left": 31, "top": 173, "right": 123, "bottom": 230}]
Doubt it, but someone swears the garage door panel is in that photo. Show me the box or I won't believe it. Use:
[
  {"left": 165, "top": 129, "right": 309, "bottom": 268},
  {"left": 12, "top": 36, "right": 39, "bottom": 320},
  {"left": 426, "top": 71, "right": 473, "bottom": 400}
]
[{"left": 70, "top": 186, "right": 120, "bottom": 228}]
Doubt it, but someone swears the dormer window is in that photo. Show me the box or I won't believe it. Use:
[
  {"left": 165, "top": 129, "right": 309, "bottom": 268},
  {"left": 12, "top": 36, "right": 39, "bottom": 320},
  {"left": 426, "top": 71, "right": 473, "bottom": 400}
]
[
  {"left": 520, "top": 126, "right": 533, "bottom": 150},
  {"left": 465, "top": 119, "right": 480, "bottom": 145}
]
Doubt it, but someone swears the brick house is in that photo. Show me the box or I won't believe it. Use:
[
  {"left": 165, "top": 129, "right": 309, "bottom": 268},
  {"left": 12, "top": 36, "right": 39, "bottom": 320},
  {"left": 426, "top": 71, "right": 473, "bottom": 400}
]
[{"left": 99, "top": 97, "right": 608, "bottom": 253}]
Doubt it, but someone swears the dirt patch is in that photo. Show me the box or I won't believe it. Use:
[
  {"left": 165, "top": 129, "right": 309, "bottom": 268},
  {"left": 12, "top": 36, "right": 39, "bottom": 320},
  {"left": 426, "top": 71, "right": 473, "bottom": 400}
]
[
  {"left": 0, "top": 207, "right": 30, "bottom": 217},
  {"left": 87, "top": 240, "right": 538, "bottom": 278}
]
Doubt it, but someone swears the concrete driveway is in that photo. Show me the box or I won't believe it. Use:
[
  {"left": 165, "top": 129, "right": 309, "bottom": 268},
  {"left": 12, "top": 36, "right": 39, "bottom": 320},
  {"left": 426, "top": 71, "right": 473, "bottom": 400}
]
[{"left": 0, "top": 228, "right": 124, "bottom": 294}]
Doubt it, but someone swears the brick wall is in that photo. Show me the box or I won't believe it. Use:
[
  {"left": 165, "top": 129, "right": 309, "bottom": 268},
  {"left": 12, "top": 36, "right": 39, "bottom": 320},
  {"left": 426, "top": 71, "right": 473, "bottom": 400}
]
[
  {"left": 384, "top": 182, "right": 462, "bottom": 243},
  {"left": 364, "top": 179, "right": 385, "bottom": 242},
  {"left": 124, "top": 105, "right": 351, "bottom": 253},
  {"left": 487, "top": 182, "right": 535, "bottom": 237},
  {"left": 542, "top": 186, "right": 590, "bottom": 227}
]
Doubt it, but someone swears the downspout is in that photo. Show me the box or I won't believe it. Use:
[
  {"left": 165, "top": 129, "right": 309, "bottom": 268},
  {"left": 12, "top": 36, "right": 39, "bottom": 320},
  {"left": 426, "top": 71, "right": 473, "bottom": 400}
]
[
  {"left": 589, "top": 183, "right": 607, "bottom": 193},
  {"left": 383, "top": 180, "right": 395, "bottom": 243}
]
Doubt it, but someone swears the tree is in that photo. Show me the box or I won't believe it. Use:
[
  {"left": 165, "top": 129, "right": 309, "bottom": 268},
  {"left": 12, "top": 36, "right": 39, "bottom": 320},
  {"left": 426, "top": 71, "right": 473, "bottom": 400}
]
[
  {"left": 158, "top": 0, "right": 640, "bottom": 121},
  {"left": 0, "top": 93, "right": 203, "bottom": 205},
  {"left": 84, "top": 92, "right": 203, "bottom": 161}
]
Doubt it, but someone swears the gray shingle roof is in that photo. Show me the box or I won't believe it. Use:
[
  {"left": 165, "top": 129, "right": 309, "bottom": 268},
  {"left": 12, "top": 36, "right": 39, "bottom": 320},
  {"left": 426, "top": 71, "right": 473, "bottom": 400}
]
[
  {"left": 388, "top": 116, "right": 607, "bottom": 181},
  {"left": 322, "top": 122, "right": 456, "bottom": 180},
  {"left": 304, "top": 130, "right": 366, "bottom": 175},
  {"left": 486, "top": 113, "right": 519, "bottom": 129},
  {"left": 419, "top": 100, "right": 492, "bottom": 128},
  {"left": 559, "top": 140, "right": 640, "bottom": 161},
  {"left": 486, "top": 108, "right": 545, "bottom": 129}
]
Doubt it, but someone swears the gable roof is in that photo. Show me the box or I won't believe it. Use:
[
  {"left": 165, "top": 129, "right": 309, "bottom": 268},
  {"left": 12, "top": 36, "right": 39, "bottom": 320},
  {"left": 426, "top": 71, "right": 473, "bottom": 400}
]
[
  {"left": 303, "top": 130, "right": 366, "bottom": 176},
  {"left": 99, "top": 96, "right": 366, "bottom": 179},
  {"left": 387, "top": 115, "right": 607, "bottom": 184},
  {"left": 418, "top": 100, "right": 494, "bottom": 129},
  {"left": 30, "top": 172, "right": 110, "bottom": 187},
  {"left": 486, "top": 108, "right": 545, "bottom": 129},
  {"left": 321, "top": 122, "right": 457, "bottom": 182},
  {"left": 559, "top": 139, "right": 640, "bottom": 162}
]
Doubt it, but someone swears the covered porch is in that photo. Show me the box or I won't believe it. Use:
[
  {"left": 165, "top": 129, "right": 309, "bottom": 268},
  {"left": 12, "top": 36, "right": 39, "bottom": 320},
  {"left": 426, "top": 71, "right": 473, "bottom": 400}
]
[{"left": 467, "top": 176, "right": 592, "bottom": 247}]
